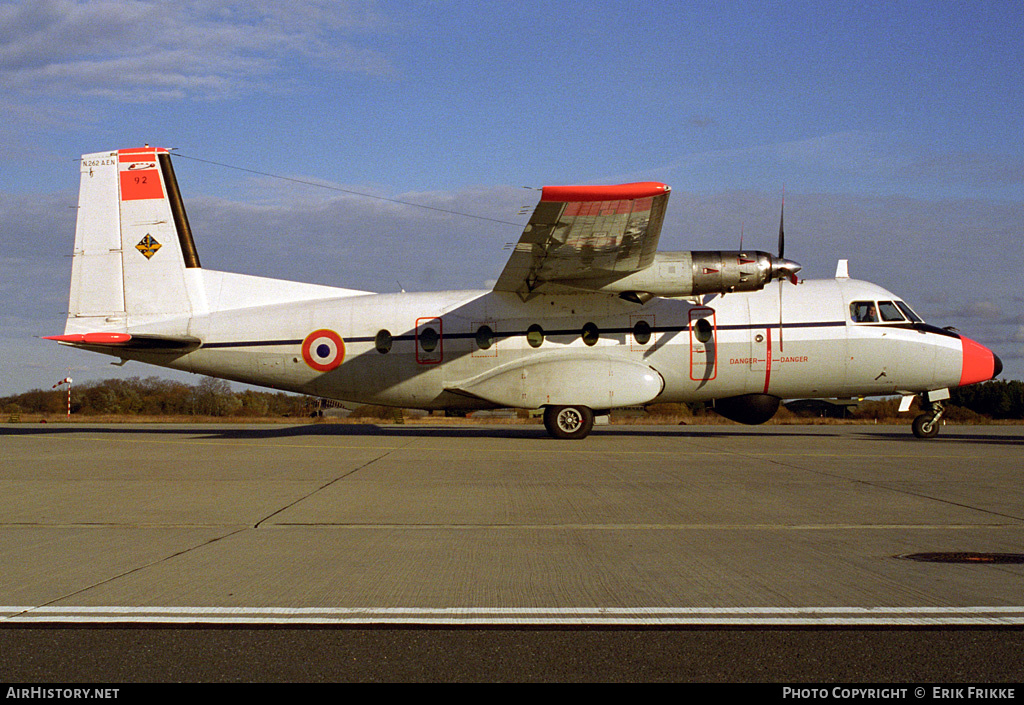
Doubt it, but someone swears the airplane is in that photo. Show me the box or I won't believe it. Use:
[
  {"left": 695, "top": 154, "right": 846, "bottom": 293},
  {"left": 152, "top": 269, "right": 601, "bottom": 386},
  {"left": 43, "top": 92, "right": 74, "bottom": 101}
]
[{"left": 46, "top": 147, "right": 1002, "bottom": 440}]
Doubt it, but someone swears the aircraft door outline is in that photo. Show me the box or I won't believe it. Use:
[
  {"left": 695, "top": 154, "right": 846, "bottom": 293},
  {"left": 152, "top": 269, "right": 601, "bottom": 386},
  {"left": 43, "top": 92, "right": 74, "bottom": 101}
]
[
  {"left": 471, "top": 320, "right": 498, "bottom": 358},
  {"left": 689, "top": 307, "right": 717, "bottom": 382},
  {"left": 415, "top": 317, "right": 443, "bottom": 365},
  {"left": 630, "top": 314, "right": 656, "bottom": 352},
  {"left": 750, "top": 328, "right": 770, "bottom": 373}
]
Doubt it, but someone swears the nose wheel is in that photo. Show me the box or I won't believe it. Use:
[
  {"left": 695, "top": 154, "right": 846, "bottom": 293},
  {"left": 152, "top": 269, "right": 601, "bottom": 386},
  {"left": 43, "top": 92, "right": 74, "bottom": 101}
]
[
  {"left": 544, "top": 405, "right": 595, "bottom": 440},
  {"left": 912, "top": 401, "right": 944, "bottom": 439}
]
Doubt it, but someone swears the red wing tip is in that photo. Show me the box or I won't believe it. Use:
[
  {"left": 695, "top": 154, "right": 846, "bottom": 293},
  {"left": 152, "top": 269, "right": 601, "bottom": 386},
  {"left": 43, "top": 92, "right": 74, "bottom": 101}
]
[
  {"left": 541, "top": 182, "right": 670, "bottom": 202},
  {"left": 45, "top": 333, "right": 132, "bottom": 344}
]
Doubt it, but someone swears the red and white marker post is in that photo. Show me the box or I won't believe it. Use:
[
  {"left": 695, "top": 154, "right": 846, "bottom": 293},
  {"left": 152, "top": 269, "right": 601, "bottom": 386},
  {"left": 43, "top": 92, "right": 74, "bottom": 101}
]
[{"left": 52, "top": 377, "right": 73, "bottom": 417}]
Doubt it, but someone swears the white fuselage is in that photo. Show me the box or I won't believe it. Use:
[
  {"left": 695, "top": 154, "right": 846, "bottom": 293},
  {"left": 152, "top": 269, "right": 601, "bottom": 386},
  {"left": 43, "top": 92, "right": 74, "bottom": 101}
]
[{"left": 119, "top": 274, "right": 964, "bottom": 411}]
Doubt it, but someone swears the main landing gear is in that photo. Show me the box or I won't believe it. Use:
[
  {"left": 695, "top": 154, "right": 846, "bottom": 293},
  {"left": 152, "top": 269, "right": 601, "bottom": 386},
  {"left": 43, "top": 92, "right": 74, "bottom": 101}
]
[
  {"left": 912, "top": 400, "right": 945, "bottom": 439},
  {"left": 543, "top": 405, "right": 595, "bottom": 440}
]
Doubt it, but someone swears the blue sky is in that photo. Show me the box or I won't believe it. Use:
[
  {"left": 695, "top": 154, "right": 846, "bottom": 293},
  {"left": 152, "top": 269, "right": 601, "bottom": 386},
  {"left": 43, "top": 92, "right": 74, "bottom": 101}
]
[{"left": 2, "top": 0, "right": 1023, "bottom": 396}]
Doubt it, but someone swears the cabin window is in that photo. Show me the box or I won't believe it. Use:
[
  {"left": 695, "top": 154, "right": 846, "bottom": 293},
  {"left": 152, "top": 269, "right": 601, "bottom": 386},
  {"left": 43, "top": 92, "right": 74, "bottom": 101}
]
[
  {"left": 850, "top": 301, "right": 878, "bottom": 323},
  {"left": 526, "top": 324, "right": 544, "bottom": 348},
  {"left": 878, "top": 301, "right": 905, "bottom": 322},
  {"left": 419, "top": 326, "right": 439, "bottom": 352},
  {"left": 476, "top": 325, "right": 495, "bottom": 350},
  {"left": 633, "top": 320, "right": 652, "bottom": 346},
  {"left": 581, "top": 322, "right": 599, "bottom": 346},
  {"left": 375, "top": 329, "right": 392, "bottom": 354},
  {"left": 694, "top": 317, "right": 713, "bottom": 343}
]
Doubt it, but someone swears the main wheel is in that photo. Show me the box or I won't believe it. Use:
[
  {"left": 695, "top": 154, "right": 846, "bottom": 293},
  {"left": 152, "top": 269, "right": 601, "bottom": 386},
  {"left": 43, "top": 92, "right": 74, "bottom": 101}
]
[
  {"left": 543, "top": 405, "right": 595, "bottom": 440},
  {"left": 912, "top": 413, "right": 940, "bottom": 439}
]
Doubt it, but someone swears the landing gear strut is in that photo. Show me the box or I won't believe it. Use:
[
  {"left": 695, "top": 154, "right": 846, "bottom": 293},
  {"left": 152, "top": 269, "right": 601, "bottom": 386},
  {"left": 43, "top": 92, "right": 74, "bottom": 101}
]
[
  {"left": 912, "top": 401, "right": 944, "bottom": 439},
  {"left": 543, "top": 405, "right": 595, "bottom": 440}
]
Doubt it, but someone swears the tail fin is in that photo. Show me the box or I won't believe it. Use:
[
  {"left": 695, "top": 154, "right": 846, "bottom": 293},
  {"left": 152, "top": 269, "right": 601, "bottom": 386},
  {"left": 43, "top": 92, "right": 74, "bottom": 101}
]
[{"left": 66, "top": 147, "right": 202, "bottom": 335}]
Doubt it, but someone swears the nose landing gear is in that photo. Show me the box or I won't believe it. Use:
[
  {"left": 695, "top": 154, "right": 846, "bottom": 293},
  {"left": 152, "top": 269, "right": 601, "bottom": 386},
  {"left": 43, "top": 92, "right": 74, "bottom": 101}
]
[{"left": 912, "top": 401, "right": 944, "bottom": 439}]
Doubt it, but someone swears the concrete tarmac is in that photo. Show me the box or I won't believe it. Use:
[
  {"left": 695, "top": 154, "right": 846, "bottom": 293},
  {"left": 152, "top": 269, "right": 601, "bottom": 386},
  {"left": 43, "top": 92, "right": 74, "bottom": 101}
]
[{"left": 2, "top": 421, "right": 1023, "bottom": 681}]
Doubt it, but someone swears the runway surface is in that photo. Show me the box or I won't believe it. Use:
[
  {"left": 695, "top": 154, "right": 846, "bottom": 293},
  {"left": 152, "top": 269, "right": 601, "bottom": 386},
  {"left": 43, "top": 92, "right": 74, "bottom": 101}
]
[{"left": 1, "top": 421, "right": 1023, "bottom": 681}]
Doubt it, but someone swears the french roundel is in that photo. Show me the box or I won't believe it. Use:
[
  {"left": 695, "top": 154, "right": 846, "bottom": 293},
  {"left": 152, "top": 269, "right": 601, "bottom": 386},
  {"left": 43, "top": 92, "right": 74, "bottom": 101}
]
[{"left": 301, "top": 329, "right": 345, "bottom": 372}]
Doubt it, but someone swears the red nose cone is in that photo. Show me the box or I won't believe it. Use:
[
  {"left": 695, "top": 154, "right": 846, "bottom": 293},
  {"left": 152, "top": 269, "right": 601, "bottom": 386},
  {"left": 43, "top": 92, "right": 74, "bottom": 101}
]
[{"left": 959, "top": 337, "right": 1000, "bottom": 386}]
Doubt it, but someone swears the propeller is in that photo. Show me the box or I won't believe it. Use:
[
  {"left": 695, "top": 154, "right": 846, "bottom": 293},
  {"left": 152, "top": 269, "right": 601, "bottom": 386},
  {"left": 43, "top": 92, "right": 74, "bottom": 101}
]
[
  {"left": 772, "top": 192, "right": 801, "bottom": 283},
  {"left": 771, "top": 192, "right": 801, "bottom": 351}
]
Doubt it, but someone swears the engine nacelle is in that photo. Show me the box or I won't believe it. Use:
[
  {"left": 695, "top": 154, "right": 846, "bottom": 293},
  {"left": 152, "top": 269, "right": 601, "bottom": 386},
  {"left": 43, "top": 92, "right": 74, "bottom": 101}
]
[
  {"left": 589, "top": 251, "right": 800, "bottom": 299},
  {"left": 713, "top": 394, "right": 781, "bottom": 425}
]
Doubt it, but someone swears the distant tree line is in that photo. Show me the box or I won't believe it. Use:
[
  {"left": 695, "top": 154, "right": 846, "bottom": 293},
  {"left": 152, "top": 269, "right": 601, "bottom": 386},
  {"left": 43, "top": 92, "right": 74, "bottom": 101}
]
[
  {"left": 949, "top": 379, "right": 1024, "bottom": 420},
  {"left": 782, "top": 380, "right": 1024, "bottom": 421},
  {"left": 1, "top": 376, "right": 311, "bottom": 418},
  {"left": 3, "top": 376, "right": 1022, "bottom": 421}
]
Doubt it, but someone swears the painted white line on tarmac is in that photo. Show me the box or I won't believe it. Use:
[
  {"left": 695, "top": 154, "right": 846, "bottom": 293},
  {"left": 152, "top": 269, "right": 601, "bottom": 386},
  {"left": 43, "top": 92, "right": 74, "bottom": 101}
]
[{"left": 3, "top": 606, "right": 1024, "bottom": 626}]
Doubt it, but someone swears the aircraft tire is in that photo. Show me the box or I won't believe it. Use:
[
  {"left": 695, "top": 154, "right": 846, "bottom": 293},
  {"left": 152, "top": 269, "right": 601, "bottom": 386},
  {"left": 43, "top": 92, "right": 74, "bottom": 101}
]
[
  {"left": 544, "top": 405, "right": 595, "bottom": 440},
  {"left": 912, "top": 413, "right": 940, "bottom": 439}
]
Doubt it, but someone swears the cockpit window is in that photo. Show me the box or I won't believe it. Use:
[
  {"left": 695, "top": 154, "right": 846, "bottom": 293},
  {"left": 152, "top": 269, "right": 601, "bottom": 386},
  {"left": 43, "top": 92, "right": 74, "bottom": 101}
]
[
  {"left": 895, "top": 301, "right": 923, "bottom": 322},
  {"left": 852, "top": 299, "right": 923, "bottom": 325},
  {"left": 878, "top": 301, "right": 905, "bottom": 322},
  {"left": 851, "top": 301, "right": 878, "bottom": 323}
]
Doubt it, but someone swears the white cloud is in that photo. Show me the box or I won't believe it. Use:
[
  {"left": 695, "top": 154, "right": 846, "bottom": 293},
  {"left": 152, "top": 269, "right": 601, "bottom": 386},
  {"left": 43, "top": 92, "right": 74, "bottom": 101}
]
[
  {"left": 0, "top": 0, "right": 392, "bottom": 101},
  {"left": 182, "top": 181, "right": 526, "bottom": 292},
  {"left": 659, "top": 131, "right": 1024, "bottom": 200}
]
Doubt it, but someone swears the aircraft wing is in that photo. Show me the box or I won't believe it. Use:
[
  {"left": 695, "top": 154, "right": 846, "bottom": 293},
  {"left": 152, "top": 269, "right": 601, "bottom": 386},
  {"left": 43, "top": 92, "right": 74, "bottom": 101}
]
[{"left": 493, "top": 182, "right": 671, "bottom": 299}]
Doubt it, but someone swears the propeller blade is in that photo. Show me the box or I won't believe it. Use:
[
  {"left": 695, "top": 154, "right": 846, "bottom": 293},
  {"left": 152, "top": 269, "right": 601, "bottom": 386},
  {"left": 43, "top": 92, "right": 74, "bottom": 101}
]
[
  {"left": 776, "top": 191, "right": 786, "bottom": 350},
  {"left": 777, "top": 194, "right": 785, "bottom": 259},
  {"left": 778, "top": 278, "right": 784, "bottom": 352},
  {"left": 769, "top": 193, "right": 799, "bottom": 283}
]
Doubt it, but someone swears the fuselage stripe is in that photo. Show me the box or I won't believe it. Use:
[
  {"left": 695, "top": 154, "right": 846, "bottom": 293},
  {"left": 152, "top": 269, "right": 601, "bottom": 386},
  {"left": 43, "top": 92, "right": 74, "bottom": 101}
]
[{"left": 199, "top": 320, "right": 847, "bottom": 350}]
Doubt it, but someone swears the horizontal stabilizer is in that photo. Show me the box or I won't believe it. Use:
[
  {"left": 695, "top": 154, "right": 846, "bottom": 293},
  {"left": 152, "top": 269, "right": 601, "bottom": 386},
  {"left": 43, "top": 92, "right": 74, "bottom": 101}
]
[{"left": 44, "top": 332, "right": 201, "bottom": 352}]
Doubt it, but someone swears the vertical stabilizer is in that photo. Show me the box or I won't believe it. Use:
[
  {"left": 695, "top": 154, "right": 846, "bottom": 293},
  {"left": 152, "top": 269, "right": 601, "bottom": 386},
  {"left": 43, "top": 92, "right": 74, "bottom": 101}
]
[{"left": 65, "top": 148, "right": 201, "bottom": 335}]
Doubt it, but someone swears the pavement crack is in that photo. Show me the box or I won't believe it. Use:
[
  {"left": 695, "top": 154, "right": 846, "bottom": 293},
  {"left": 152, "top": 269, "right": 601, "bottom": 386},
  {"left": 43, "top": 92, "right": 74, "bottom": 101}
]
[
  {"left": 253, "top": 445, "right": 406, "bottom": 529},
  {"left": 723, "top": 448, "right": 1024, "bottom": 524},
  {"left": 7, "top": 527, "right": 248, "bottom": 620}
]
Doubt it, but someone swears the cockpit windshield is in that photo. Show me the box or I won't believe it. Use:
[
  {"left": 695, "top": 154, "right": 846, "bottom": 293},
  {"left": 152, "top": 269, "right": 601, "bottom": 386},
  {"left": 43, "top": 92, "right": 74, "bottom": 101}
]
[
  {"left": 850, "top": 300, "right": 924, "bottom": 324},
  {"left": 851, "top": 301, "right": 878, "bottom": 323},
  {"left": 877, "top": 301, "right": 904, "bottom": 322},
  {"left": 895, "top": 300, "right": 923, "bottom": 322}
]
